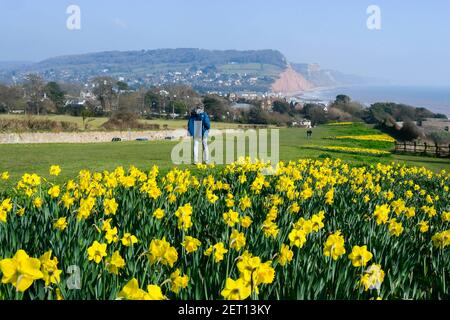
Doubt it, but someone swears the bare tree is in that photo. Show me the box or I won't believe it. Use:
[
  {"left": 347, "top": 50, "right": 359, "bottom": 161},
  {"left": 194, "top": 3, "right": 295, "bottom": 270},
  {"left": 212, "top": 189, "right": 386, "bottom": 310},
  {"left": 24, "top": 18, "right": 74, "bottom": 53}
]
[
  {"left": 0, "top": 84, "right": 25, "bottom": 113},
  {"left": 24, "top": 74, "right": 45, "bottom": 115},
  {"left": 91, "top": 77, "right": 116, "bottom": 112}
]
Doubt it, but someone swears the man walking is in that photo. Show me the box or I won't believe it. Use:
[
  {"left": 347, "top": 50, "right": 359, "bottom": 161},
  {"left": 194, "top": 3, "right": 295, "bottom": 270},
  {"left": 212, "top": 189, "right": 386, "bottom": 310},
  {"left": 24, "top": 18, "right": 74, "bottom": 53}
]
[{"left": 188, "top": 105, "right": 211, "bottom": 164}]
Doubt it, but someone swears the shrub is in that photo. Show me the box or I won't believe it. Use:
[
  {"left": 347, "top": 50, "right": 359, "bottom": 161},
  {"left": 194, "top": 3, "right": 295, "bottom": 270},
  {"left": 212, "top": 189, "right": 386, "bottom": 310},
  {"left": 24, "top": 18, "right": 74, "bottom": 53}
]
[
  {"left": 398, "top": 121, "right": 423, "bottom": 141},
  {"left": 429, "top": 131, "right": 450, "bottom": 145},
  {"left": 0, "top": 118, "right": 78, "bottom": 132}
]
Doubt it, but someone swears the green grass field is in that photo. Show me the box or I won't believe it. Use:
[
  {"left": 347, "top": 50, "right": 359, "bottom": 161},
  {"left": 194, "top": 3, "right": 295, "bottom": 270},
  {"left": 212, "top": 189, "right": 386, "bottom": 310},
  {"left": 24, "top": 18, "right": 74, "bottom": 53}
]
[{"left": 1, "top": 122, "right": 449, "bottom": 191}]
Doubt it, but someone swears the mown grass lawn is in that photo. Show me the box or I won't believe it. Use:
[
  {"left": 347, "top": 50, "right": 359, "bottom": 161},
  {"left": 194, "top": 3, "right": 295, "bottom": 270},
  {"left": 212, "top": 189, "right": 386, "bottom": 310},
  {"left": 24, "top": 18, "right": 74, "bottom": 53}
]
[{"left": 0, "top": 123, "right": 449, "bottom": 190}]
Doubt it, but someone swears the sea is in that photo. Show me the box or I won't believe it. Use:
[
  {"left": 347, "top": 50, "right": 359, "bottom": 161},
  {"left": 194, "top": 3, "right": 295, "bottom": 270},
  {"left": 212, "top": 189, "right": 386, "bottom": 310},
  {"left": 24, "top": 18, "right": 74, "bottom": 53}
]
[{"left": 300, "top": 85, "right": 450, "bottom": 117}]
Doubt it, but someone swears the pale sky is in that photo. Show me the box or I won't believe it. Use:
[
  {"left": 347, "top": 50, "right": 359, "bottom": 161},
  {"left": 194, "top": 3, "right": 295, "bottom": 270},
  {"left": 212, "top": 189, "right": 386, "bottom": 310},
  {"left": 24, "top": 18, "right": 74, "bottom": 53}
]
[{"left": 1, "top": 0, "right": 450, "bottom": 85}]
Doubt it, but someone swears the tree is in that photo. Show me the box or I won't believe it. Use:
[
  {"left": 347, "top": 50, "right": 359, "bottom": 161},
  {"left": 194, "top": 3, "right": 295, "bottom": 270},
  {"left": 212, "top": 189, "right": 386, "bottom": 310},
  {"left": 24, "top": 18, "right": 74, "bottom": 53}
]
[
  {"left": 399, "top": 121, "right": 423, "bottom": 141},
  {"left": 162, "top": 84, "right": 201, "bottom": 116},
  {"left": 246, "top": 106, "right": 268, "bottom": 124},
  {"left": 203, "top": 95, "right": 231, "bottom": 122},
  {"left": 272, "top": 100, "right": 290, "bottom": 114},
  {"left": 118, "top": 92, "right": 140, "bottom": 115},
  {"left": 81, "top": 108, "right": 95, "bottom": 130},
  {"left": 45, "top": 82, "right": 66, "bottom": 112},
  {"left": 117, "top": 81, "right": 129, "bottom": 91},
  {"left": 92, "top": 77, "right": 116, "bottom": 112},
  {"left": 303, "top": 104, "right": 328, "bottom": 126},
  {"left": 429, "top": 131, "right": 450, "bottom": 144},
  {"left": 144, "top": 90, "right": 162, "bottom": 114},
  {"left": 24, "top": 74, "right": 45, "bottom": 115},
  {"left": 335, "top": 95, "right": 351, "bottom": 104},
  {"left": 102, "top": 99, "right": 140, "bottom": 131},
  {"left": 171, "top": 100, "right": 188, "bottom": 115},
  {"left": 0, "top": 84, "right": 24, "bottom": 113}
]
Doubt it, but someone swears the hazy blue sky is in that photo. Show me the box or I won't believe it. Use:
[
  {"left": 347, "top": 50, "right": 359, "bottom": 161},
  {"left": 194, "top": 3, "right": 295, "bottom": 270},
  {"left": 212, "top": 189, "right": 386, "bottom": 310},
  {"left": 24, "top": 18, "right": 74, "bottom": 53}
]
[{"left": 1, "top": 0, "right": 449, "bottom": 85}]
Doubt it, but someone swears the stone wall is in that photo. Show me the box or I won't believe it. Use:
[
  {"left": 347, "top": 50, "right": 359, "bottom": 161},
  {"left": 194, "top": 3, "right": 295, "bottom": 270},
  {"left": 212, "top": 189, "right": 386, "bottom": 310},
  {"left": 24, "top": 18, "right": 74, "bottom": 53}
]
[
  {"left": 0, "top": 129, "right": 231, "bottom": 144},
  {"left": 0, "top": 130, "right": 184, "bottom": 144}
]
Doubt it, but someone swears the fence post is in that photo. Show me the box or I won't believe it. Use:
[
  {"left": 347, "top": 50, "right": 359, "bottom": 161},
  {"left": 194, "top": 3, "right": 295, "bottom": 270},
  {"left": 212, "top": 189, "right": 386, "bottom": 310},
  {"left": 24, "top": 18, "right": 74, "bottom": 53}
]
[
  {"left": 424, "top": 142, "right": 427, "bottom": 154},
  {"left": 414, "top": 141, "right": 416, "bottom": 153},
  {"left": 435, "top": 143, "right": 439, "bottom": 156}
]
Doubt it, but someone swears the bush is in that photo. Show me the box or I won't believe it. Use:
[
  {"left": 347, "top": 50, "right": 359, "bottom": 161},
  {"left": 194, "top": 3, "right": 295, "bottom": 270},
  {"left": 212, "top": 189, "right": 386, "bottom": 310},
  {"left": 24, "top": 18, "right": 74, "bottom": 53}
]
[
  {"left": 0, "top": 118, "right": 78, "bottom": 132},
  {"left": 398, "top": 121, "right": 423, "bottom": 141},
  {"left": 429, "top": 131, "right": 450, "bottom": 145}
]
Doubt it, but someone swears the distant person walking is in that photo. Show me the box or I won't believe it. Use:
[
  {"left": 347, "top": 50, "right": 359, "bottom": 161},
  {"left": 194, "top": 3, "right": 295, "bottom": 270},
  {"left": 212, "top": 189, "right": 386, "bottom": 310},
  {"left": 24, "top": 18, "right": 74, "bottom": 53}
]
[
  {"left": 306, "top": 128, "right": 313, "bottom": 139},
  {"left": 188, "top": 105, "right": 211, "bottom": 164}
]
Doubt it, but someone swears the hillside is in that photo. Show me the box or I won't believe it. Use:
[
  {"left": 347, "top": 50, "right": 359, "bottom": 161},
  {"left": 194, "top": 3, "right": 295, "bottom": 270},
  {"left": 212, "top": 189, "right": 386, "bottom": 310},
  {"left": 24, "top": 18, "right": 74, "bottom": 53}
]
[
  {"left": 35, "top": 48, "right": 287, "bottom": 69},
  {"left": 0, "top": 49, "right": 377, "bottom": 93},
  {"left": 0, "top": 49, "right": 287, "bottom": 92}
]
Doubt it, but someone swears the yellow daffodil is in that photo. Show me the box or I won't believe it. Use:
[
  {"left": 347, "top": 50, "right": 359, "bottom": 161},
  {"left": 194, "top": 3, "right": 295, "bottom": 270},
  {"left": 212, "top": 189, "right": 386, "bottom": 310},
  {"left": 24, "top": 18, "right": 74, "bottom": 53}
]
[
  {"left": 48, "top": 185, "right": 60, "bottom": 198},
  {"left": 49, "top": 165, "right": 61, "bottom": 176},
  {"left": 16, "top": 208, "right": 25, "bottom": 217},
  {"left": 0, "top": 199, "right": 13, "bottom": 223},
  {"left": 1, "top": 172, "right": 9, "bottom": 180},
  {"left": 181, "top": 236, "right": 201, "bottom": 253},
  {"left": 239, "top": 195, "right": 252, "bottom": 211},
  {"left": 170, "top": 269, "right": 189, "bottom": 294},
  {"left": 146, "top": 284, "right": 167, "bottom": 300},
  {"left": 148, "top": 238, "right": 178, "bottom": 267},
  {"left": 104, "top": 198, "right": 118, "bottom": 216},
  {"left": 53, "top": 217, "right": 68, "bottom": 231},
  {"left": 121, "top": 233, "right": 138, "bottom": 247},
  {"left": 117, "top": 278, "right": 148, "bottom": 300},
  {"left": 348, "top": 245, "right": 373, "bottom": 267},
  {"left": 61, "top": 192, "right": 75, "bottom": 209},
  {"left": 240, "top": 216, "right": 253, "bottom": 228},
  {"left": 204, "top": 242, "right": 228, "bottom": 263},
  {"left": 230, "top": 229, "right": 246, "bottom": 251},
  {"left": 87, "top": 241, "right": 107, "bottom": 264},
  {"left": 105, "top": 227, "right": 119, "bottom": 244},
  {"left": 106, "top": 251, "right": 126, "bottom": 275},
  {"left": 323, "top": 230, "right": 346, "bottom": 261},
  {"left": 223, "top": 209, "right": 240, "bottom": 227},
  {"left": 373, "top": 204, "right": 390, "bottom": 225},
  {"left": 221, "top": 278, "right": 251, "bottom": 300},
  {"left": 33, "top": 197, "right": 43, "bottom": 209},
  {"left": 39, "top": 250, "right": 62, "bottom": 286},
  {"left": 0, "top": 249, "right": 43, "bottom": 292},
  {"left": 388, "top": 219, "right": 404, "bottom": 237},
  {"left": 325, "top": 189, "right": 334, "bottom": 205},
  {"left": 441, "top": 211, "right": 450, "bottom": 223},
  {"left": 288, "top": 228, "right": 307, "bottom": 248},
  {"left": 311, "top": 211, "right": 325, "bottom": 232},
  {"left": 278, "top": 244, "right": 294, "bottom": 266},
  {"left": 152, "top": 208, "right": 165, "bottom": 220},
  {"left": 432, "top": 230, "right": 450, "bottom": 249},
  {"left": 418, "top": 220, "right": 429, "bottom": 233}
]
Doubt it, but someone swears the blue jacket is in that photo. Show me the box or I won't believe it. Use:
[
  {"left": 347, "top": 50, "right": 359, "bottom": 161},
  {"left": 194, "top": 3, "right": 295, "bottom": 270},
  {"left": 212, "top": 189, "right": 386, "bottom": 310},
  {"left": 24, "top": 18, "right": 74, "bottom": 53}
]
[{"left": 188, "top": 112, "right": 210, "bottom": 138}]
